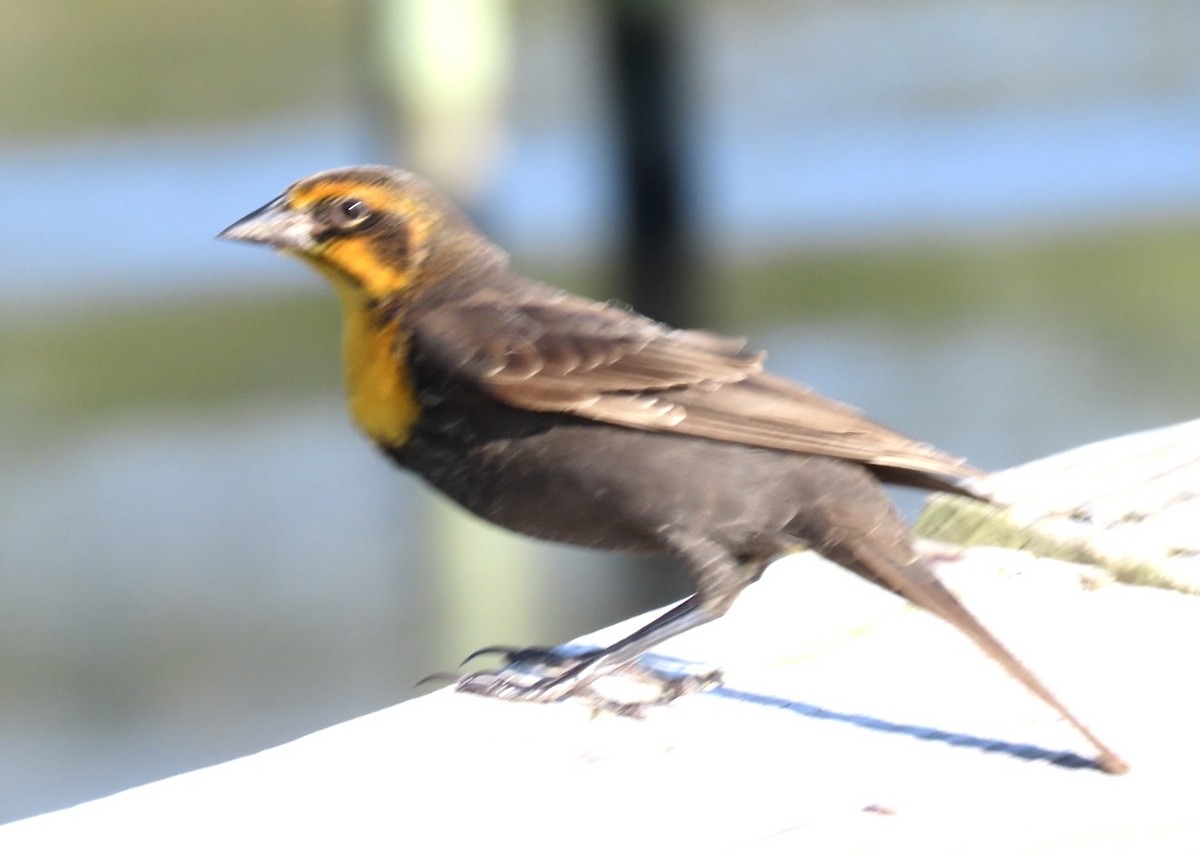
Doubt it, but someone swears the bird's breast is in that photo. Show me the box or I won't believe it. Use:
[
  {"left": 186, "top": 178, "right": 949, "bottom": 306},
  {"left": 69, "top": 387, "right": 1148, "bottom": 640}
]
[{"left": 339, "top": 298, "right": 420, "bottom": 447}]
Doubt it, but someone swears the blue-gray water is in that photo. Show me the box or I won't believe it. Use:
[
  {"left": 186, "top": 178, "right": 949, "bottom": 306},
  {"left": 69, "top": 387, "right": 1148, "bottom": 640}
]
[{"left": 1, "top": 97, "right": 1195, "bottom": 306}]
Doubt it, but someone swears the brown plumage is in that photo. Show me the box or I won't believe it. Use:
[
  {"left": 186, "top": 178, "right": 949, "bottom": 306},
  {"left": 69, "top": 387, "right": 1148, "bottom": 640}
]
[
  {"left": 406, "top": 278, "right": 982, "bottom": 494},
  {"left": 219, "top": 165, "right": 1126, "bottom": 774}
]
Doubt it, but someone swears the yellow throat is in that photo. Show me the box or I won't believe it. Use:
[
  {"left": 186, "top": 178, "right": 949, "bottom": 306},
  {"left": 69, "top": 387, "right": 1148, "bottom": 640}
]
[{"left": 312, "top": 260, "right": 420, "bottom": 447}]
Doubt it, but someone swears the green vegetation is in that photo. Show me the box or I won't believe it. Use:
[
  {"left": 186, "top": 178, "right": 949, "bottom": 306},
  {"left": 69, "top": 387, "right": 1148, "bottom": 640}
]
[
  {"left": 0, "top": 0, "right": 357, "bottom": 134},
  {"left": 1, "top": 289, "right": 340, "bottom": 441},
  {"left": 708, "top": 218, "right": 1199, "bottom": 371}
]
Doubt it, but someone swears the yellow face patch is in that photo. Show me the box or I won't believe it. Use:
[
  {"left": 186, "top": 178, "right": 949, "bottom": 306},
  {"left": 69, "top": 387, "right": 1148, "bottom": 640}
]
[
  {"left": 283, "top": 177, "right": 436, "bottom": 446},
  {"left": 308, "top": 237, "right": 410, "bottom": 301},
  {"left": 285, "top": 180, "right": 437, "bottom": 302}
]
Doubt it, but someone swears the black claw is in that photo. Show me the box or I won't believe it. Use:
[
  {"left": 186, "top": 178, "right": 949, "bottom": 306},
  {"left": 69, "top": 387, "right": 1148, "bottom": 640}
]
[
  {"left": 415, "top": 671, "right": 462, "bottom": 689},
  {"left": 460, "top": 645, "right": 520, "bottom": 667},
  {"left": 505, "top": 646, "right": 585, "bottom": 667},
  {"left": 461, "top": 643, "right": 601, "bottom": 670},
  {"left": 460, "top": 644, "right": 554, "bottom": 667}
]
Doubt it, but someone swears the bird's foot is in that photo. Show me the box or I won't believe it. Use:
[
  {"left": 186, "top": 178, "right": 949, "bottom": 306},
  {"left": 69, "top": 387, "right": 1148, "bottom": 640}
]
[
  {"left": 461, "top": 643, "right": 600, "bottom": 676},
  {"left": 453, "top": 645, "right": 722, "bottom": 714}
]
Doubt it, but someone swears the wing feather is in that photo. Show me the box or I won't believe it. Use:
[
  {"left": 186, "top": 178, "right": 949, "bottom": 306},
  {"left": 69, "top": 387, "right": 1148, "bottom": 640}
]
[{"left": 410, "top": 285, "right": 978, "bottom": 483}]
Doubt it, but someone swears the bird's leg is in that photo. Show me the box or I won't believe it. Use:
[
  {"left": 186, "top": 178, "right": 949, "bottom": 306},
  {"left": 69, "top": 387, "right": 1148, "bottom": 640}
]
[
  {"left": 460, "top": 593, "right": 711, "bottom": 672},
  {"left": 455, "top": 595, "right": 714, "bottom": 705},
  {"left": 456, "top": 538, "right": 761, "bottom": 709}
]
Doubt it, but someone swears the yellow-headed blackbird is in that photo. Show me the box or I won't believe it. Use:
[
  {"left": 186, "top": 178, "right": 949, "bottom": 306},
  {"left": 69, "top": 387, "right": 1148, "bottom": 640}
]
[{"left": 219, "top": 165, "right": 1125, "bottom": 773}]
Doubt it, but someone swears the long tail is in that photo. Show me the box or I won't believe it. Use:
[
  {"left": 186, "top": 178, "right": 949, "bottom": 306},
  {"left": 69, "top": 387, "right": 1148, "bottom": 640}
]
[{"left": 832, "top": 536, "right": 1128, "bottom": 774}]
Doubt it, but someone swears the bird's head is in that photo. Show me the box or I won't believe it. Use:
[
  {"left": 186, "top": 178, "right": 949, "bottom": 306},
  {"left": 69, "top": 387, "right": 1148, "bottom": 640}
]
[{"left": 218, "top": 165, "right": 505, "bottom": 303}]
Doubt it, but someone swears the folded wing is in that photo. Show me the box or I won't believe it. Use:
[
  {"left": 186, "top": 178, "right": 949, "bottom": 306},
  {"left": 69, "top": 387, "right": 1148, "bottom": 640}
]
[{"left": 411, "top": 285, "right": 981, "bottom": 490}]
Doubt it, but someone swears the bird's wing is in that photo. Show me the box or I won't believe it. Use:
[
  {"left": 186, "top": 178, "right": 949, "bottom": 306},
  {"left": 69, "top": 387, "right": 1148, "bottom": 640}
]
[
  {"left": 411, "top": 287, "right": 980, "bottom": 482},
  {"left": 412, "top": 288, "right": 759, "bottom": 411}
]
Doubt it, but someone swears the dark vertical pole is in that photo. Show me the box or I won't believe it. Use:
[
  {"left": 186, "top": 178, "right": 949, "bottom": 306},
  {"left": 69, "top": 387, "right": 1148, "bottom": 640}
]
[
  {"left": 603, "top": 0, "right": 696, "bottom": 599},
  {"left": 603, "top": 0, "right": 698, "bottom": 330}
]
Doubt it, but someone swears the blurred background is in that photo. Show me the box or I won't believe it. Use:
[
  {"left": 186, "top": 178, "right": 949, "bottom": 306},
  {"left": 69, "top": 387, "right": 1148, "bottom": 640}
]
[{"left": 1, "top": 0, "right": 1195, "bottom": 823}]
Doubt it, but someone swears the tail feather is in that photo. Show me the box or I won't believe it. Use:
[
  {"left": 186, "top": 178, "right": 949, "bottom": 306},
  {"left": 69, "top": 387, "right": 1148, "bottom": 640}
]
[{"left": 836, "top": 537, "right": 1128, "bottom": 774}]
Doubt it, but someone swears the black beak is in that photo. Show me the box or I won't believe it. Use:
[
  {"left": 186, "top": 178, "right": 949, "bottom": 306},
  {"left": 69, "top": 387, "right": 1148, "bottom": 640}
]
[{"left": 217, "top": 195, "right": 315, "bottom": 252}]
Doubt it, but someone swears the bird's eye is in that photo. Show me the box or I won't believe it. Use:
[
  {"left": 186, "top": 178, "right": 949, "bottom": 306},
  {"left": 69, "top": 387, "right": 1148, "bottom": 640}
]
[{"left": 328, "top": 197, "right": 373, "bottom": 230}]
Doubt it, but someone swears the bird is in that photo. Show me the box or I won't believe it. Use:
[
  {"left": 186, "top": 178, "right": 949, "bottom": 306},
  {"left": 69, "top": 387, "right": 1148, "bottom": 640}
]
[{"left": 219, "top": 165, "right": 1126, "bottom": 773}]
